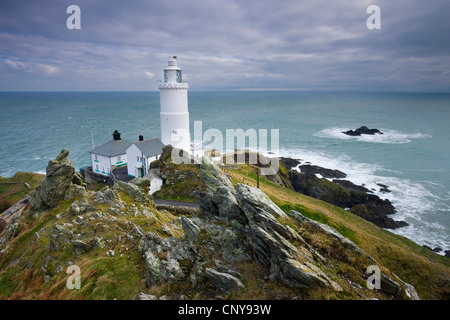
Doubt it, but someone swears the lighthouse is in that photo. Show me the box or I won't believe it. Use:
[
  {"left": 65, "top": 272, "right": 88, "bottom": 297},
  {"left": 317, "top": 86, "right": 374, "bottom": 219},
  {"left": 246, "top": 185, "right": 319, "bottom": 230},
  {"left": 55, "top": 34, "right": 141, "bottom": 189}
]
[{"left": 159, "top": 56, "right": 191, "bottom": 153}]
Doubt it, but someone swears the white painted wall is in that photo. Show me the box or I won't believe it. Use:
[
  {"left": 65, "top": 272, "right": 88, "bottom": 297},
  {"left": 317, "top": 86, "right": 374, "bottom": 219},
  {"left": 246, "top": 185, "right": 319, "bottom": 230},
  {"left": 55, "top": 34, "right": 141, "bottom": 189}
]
[
  {"left": 91, "top": 153, "right": 127, "bottom": 176},
  {"left": 91, "top": 153, "right": 111, "bottom": 176},
  {"left": 148, "top": 176, "right": 163, "bottom": 195},
  {"left": 159, "top": 57, "right": 191, "bottom": 153},
  {"left": 126, "top": 144, "right": 143, "bottom": 178},
  {"left": 126, "top": 144, "right": 160, "bottom": 178},
  {"left": 110, "top": 153, "right": 127, "bottom": 168}
]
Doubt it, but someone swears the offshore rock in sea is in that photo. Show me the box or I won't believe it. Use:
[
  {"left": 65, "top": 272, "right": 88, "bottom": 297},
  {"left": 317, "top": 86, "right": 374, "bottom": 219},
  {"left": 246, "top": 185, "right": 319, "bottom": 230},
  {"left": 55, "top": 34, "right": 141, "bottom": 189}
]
[
  {"left": 342, "top": 126, "right": 383, "bottom": 136},
  {"left": 29, "top": 149, "right": 84, "bottom": 214}
]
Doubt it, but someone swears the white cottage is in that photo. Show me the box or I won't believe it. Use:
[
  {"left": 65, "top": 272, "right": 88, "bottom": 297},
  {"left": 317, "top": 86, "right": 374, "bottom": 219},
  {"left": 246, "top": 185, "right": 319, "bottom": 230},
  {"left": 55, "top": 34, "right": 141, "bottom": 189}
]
[
  {"left": 89, "top": 130, "right": 132, "bottom": 176},
  {"left": 126, "top": 135, "right": 164, "bottom": 178}
]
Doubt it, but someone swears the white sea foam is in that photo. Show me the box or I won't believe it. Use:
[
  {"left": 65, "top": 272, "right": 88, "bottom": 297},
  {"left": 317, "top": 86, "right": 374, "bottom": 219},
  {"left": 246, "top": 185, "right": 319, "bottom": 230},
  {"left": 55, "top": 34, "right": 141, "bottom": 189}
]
[
  {"left": 315, "top": 127, "right": 432, "bottom": 144},
  {"left": 278, "top": 146, "right": 449, "bottom": 254}
]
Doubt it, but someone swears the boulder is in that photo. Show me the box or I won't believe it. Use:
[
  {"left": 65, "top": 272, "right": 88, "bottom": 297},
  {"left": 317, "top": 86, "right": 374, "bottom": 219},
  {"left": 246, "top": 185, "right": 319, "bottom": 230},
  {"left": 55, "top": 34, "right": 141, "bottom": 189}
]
[
  {"left": 205, "top": 268, "right": 244, "bottom": 293},
  {"left": 72, "top": 240, "right": 90, "bottom": 253},
  {"left": 114, "top": 181, "right": 151, "bottom": 204},
  {"left": 130, "top": 177, "right": 151, "bottom": 188},
  {"left": 64, "top": 184, "right": 86, "bottom": 200}
]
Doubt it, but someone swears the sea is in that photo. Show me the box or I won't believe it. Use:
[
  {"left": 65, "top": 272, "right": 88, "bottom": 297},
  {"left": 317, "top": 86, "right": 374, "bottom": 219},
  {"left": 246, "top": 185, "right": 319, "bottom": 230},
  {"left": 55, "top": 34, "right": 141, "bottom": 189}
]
[{"left": 0, "top": 91, "right": 449, "bottom": 254}]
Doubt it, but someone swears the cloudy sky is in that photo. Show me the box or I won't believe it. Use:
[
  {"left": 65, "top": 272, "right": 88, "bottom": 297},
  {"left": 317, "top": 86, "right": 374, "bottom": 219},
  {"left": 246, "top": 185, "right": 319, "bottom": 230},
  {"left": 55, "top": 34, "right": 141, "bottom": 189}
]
[{"left": 1, "top": 0, "right": 449, "bottom": 91}]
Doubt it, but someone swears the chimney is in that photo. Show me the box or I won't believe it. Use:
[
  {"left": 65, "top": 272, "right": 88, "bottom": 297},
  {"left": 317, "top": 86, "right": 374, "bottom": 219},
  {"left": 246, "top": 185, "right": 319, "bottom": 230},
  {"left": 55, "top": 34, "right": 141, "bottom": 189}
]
[
  {"left": 139, "top": 135, "right": 144, "bottom": 141},
  {"left": 113, "top": 130, "right": 121, "bottom": 141}
]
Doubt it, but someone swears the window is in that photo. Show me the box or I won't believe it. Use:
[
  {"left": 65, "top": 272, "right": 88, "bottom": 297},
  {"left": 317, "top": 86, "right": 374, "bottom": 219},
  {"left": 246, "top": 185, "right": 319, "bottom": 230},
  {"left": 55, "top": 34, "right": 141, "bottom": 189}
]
[
  {"left": 176, "top": 70, "right": 182, "bottom": 83},
  {"left": 117, "top": 156, "right": 121, "bottom": 162},
  {"left": 164, "top": 70, "right": 168, "bottom": 82},
  {"left": 95, "top": 165, "right": 98, "bottom": 170},
  {"left": 137, "top": 156, "right": 139, "bottom": 162},
  {"left": 95, "top": 155, "right": 97, "bottom": 160}
]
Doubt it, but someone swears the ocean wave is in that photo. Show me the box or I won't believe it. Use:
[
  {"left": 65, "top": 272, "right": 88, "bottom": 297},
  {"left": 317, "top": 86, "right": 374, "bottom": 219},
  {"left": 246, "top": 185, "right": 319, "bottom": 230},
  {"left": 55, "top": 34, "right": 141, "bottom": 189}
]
[
  {"left": 315, "top": 127, "right": 432, "bottom": 144},
  {"left": 278, "top": 147, "right": 449, "bottom": 254}
]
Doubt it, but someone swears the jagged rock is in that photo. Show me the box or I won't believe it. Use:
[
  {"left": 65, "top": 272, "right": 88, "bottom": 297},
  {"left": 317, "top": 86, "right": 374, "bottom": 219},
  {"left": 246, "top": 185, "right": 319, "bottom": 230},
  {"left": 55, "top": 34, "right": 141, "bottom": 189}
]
[
  {"left": 143, "top": 250, "right": 186, "bottom": 288},
  {"left": 30, "top": 149, "right": 76, "bottom": 212},
  {"left": 235, "top": 183, "right": 287, "bottom": 220},
  {"left": 196, "top": 158, "right": 247, "bottom": 224},
  {"left": 248, "top": 223, "right": 299, "bottom": 265},
  {"left": 181, "top": 216, "right": 201, "bottom": 242},
  {"left": 201, "top": 157, "right": 235, "bottom": 194},
  {"left": 69, "top": 203, "right": 80, "bottom": 215},
  {"left": 205, "top": 268, "right": 244, "bottom": 293},
  {"left": 90, "top": 236, "right": 106, "bottom": 249},
  {"left": 144, "top": 251, "right": 161, "bottom": 287},
  {"left": 380, "top": 273, "right": 403, "bottom": 298},
  {"left": 130, "top": 177, "right": 151, "bottom": 188},
  {"left": 72, "top": 240, "right": 90, "bottom": 253},
  {"left": 72, "top": 172, "right": 86, "bottom": 189},
  {"left": 193, "top": 190, "right": 218, "bottom": 217},
  {"left": 215, "top": 228, "right": 249, "bottom": 262},
  {"left": 64, "top": 184, "right": 86, "bottom": 200},
  {"left": 102, "top": 189, "right": 117, "bottom": 201},
  {"left": 114, "top": 181, "right": 151, "bottom": 204},
  {"left": 49, "top": 224, "right": 73, "bottom": 252},
  {"left": 160, "top": 258, "right": 185, "bottom": 283},
  {"left": 212, "top": 186, "right": 247, "bottom": 224},
  {"left": 273, "top": 258, "right": 340, "bottom": 290}
]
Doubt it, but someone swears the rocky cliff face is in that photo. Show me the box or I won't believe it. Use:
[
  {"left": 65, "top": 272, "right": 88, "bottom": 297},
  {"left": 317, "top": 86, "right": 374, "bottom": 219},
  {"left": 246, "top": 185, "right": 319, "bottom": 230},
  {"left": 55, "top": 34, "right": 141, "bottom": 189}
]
[
  {"left": 0, "top": 149, "right": 422, "bottom": 300},
  {"left": 279, "top": 158, "right": 408, "bottom": 229}
]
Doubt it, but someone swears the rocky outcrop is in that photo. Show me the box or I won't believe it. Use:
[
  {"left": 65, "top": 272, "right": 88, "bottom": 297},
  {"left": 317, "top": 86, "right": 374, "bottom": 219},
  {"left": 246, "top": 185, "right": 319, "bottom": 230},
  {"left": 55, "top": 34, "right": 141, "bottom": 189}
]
[
  {"left": 342, "top": 126, "right": 383, "bottom": 136},
  {"left": 3, "top": 148, "right": 426, "bottom": 300},
  {"left": 194, "top": 157, "right": 247, "bottom": 224},
  {"left": 193, "top": 157, "right": 343, "bottom": 291},
  {"left": 29, "top": 149, "right": 85, "bottom": 214},
  {"left": 113, "top": 180, "right": 152, "bottom": 205},
  {"left": 235, "top": 184, "right": 342, "bottom": 291},
  {"left": 285, "top": 165, "right": 407, "bottom": 229}
]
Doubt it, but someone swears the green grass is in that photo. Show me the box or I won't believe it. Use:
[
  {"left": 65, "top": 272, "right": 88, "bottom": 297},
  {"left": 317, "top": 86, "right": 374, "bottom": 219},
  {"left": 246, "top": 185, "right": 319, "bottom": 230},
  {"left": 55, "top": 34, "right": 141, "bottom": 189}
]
[{"left": 0, "top": 172, "right": 44, "bottom": 203}]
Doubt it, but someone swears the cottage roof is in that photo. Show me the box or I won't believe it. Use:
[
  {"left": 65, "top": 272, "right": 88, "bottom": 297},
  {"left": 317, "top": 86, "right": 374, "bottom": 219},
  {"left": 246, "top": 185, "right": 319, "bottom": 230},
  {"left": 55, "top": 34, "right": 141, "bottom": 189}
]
[
  {"left": 90, "top": 139, "right": 132, "bottom": 157},
  {"left": 132, "top": 138, "right": 164, "bottom": 158}
]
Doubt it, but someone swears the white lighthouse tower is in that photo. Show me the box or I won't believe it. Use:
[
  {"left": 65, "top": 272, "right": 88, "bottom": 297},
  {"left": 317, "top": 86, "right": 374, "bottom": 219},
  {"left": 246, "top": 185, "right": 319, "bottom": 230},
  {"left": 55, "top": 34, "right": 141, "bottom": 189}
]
[{"left": 159, "top": 56, "right": 191, "bottom": 153}]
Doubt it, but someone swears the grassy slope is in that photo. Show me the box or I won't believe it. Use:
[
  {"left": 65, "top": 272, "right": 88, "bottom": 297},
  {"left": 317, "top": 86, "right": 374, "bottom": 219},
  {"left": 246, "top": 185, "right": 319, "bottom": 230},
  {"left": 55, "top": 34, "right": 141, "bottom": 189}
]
[
  {"left": 0, "top": 173, "right": 44, "bottom": 212},
  {"left": 225, "top": 165, "right": 450, "bottom": 300},
  {"left": 0, "top": 168, "right": 449, "bottom": 300}
]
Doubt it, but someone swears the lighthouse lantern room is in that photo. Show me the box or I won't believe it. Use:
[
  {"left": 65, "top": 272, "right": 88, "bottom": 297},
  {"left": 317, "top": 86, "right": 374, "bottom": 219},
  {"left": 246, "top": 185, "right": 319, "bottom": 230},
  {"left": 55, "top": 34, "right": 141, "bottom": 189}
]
[{"left": 159, "top": 56, "right": 191, "bottom": 153}]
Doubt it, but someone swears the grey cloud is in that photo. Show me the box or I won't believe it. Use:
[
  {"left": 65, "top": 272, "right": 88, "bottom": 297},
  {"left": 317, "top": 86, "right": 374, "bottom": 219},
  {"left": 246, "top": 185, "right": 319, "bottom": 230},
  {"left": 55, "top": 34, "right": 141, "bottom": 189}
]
[{"left": 0, "top": 0, "right": 449, "bottom": 91}]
